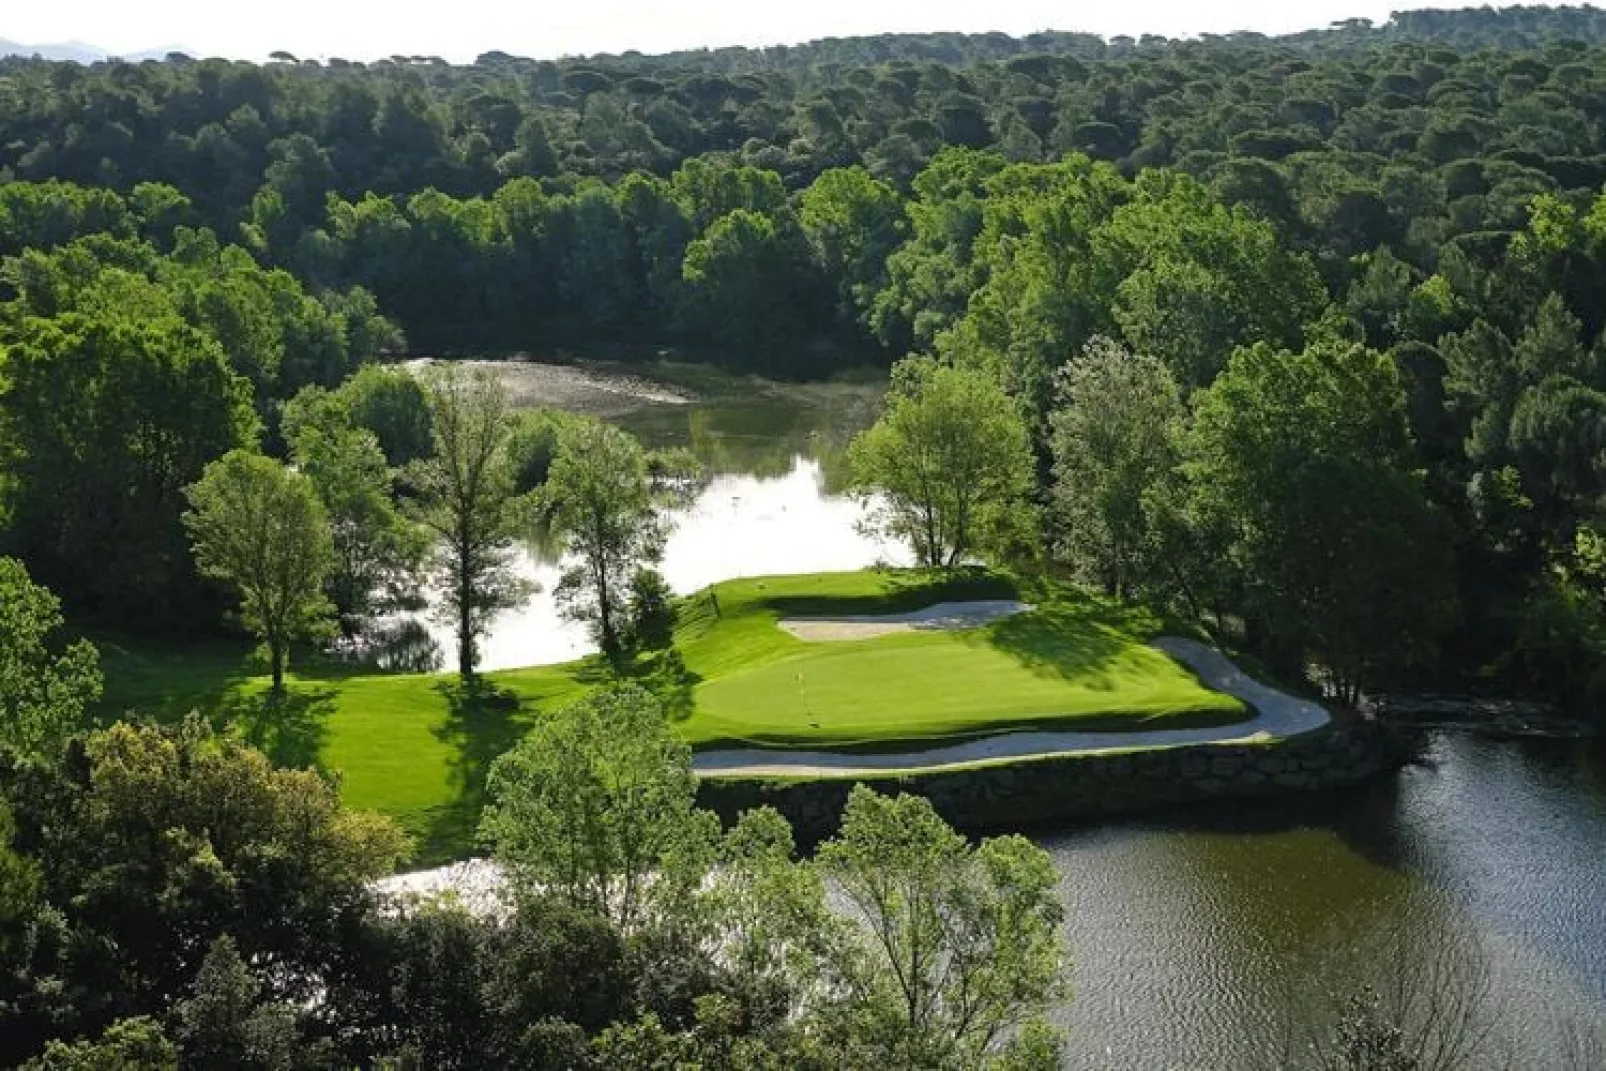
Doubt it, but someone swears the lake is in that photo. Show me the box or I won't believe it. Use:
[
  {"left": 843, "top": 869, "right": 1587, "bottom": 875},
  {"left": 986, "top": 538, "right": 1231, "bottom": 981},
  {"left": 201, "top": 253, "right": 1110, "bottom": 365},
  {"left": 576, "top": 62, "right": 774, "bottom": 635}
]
[
  {"left": 399, "top": 359, "right": 909, "bottom": 671},
  {"left": 395, "top": 360, "right": 1606, "bottom": 1067},
  {"left": 1050, "top": 731, "right": 1606, "bottom": 1068}
]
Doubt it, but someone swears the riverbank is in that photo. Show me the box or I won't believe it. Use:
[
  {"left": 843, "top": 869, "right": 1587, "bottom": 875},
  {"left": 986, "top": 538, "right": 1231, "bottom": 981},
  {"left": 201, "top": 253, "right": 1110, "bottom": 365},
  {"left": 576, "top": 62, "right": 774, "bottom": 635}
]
[{"left": 697, "top": 722, "right": 1398, "bottom": 844}]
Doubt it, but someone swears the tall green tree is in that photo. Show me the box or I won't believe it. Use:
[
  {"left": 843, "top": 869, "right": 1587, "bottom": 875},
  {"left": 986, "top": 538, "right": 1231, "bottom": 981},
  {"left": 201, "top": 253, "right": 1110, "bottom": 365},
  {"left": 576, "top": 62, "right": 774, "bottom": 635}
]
[
  {"left": 544, "top": 420, "right": 668, "bottom": 659},
  {"left": 798, "top": 166, "right": 906, "bottom": 332},
  {"left": 409, "top": 365, "right": 528, "bottom": 678},
  {"left": 850, "top": 358, "right": 1035, "bottom": 568},
  {"left": 334, "top": 363, "right": 436, "bottom": 468},
  {"left": 183, "top": 450, "right": 336, "bottom": 692},
  {"left": 282, "top": 388, "right": 427, "bottom": 633},
  {"left": 1049, "top": 338, "right": 1185, "bottom": 599},
  {"left": 0, "top": 312, "right": 257, "bottom": 620},
  {"left": 0, "top": 559, "right": 101, "bottom": 757},
  {"left": 1184, "top": 340, "right": 1458, "bottom": 698},
  {"left": 480, "top": 685, "right": 717, "bottom": 933},
  {"left": 816, "top": 787, "right": 1066, "bottom": 1068}
]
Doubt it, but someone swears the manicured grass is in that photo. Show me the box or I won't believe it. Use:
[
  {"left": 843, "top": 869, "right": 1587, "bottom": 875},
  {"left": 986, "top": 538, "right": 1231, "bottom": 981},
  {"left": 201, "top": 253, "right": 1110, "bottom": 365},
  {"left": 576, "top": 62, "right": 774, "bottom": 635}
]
[
  {"left": 94, "top": 568, "right": 1248, "bottom": 863},
  {"left": 668, "top": 570, "right": 1245, "bottom": 750},
  {"left": 96, "top": 636, "right": 588, "bottom": 863}
]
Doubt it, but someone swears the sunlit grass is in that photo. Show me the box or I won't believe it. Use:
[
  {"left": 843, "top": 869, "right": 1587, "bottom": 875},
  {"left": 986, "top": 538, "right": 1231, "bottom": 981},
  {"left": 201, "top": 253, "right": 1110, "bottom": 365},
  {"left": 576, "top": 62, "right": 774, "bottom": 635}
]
[{"left": 95, "top": 567, "right": 1246, "bottom": 862}]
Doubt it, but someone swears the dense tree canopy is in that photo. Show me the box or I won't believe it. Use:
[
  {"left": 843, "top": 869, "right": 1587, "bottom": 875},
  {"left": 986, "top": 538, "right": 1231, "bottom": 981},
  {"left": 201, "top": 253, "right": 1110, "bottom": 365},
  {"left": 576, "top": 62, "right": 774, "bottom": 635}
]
[
  {"left": 851, "top": 357, "right": 1036, "bottom": 568},
  {"left": 1, "top": 6, "right": 1605, "bottom": 698},
  {"left": 182, "top": 450, "right": 337, "bottom": 691}
]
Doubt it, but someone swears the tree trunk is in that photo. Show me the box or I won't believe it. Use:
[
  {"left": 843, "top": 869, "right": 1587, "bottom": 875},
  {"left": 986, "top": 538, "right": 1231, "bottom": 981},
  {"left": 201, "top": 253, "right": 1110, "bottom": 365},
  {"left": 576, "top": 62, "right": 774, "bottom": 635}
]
[
  {"left": 457, "top": 544, "right": 476, "bottom": 678},
  {"left": 458, "top": 587, "right": 474, "bottom": 678},
  {"left": 269, "top": 637, "right": 285, "bottom": 693},
  {"left": 598, "top": 568, "right": 618, "bottom": 660}
]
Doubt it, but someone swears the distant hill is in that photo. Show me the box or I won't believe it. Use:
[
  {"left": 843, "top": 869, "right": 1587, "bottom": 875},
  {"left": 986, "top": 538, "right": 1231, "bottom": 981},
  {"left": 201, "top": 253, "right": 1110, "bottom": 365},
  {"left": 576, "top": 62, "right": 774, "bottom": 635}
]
[
  {"left": 0, "top": 38, "right": 183, "bottom": 63},
  {"left": 0, "top": 39, "right": 104, "bottom": 63}
]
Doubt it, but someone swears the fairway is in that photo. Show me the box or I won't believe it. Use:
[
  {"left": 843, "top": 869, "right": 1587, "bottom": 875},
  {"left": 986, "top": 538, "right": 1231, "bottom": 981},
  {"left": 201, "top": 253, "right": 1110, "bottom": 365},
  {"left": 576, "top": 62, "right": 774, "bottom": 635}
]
[{"left": 95, "top": 568, "right": 1249, "bottom": 861}]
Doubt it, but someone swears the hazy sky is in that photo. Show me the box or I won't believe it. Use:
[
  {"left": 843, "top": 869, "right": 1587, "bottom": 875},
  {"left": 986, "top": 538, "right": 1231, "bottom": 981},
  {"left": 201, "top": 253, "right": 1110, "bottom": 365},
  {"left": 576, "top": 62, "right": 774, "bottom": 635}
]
[{"left": 3, "top": 1, "right": 1576, "bottom": 62}]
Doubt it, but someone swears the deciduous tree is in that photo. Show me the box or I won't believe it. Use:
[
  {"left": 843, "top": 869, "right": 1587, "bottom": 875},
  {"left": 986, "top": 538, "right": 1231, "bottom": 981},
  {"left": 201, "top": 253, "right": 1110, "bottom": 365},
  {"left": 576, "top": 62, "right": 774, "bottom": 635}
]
[
  {"left": 1049, "top": 338, "right": 1184, "bottom": 599},
  {"left": 480, "top": 685, "right": 717, "bottom": 933},
  {"left": 816, "top": 787, "right": 1067, "bottom": 1068},
  {"left": 282, "top": 387, "right": 427, "bottom": 633},
  {"left": 544, "top": 419, "right": 668, "bottom": 659},
  {"left": 850, "top": 358, "right": 1035, "bottom": 568},
  {"left": 183, "top": 450, "right": 336, "bottom": 692},
  {"left": 0, "top": 558, "right": 101, "bottom": 756},
  {"left": 408, "top": 366, "right": 528, "bottom": 678}
]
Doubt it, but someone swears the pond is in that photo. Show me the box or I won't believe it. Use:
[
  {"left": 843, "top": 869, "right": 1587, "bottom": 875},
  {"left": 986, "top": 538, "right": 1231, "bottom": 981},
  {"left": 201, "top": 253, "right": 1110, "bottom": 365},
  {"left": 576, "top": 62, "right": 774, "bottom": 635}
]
[
  {"left": 391, "top": 360, "right": 908, "bottom": 672},
  {"left": 1050, "top": 731, "right": 1606, "bottom": 1068}
]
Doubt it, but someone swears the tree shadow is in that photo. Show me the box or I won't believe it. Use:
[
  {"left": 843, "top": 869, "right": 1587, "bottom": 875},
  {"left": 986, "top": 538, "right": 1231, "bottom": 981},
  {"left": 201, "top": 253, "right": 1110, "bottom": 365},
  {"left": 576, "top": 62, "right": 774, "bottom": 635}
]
[
  {"left": 416, "top": 677, "right": 532, "bottom": 865},
  {"left": 215, "top": 685, "right": 339, "bottom": 771},
  {"left": 759, "top": 566, "right": 1018, "bottom": 620},
  {"left": 616, "top": 647, "right": 703, "bottom": 723},
  {"left": 977, "top": 609, "right": 1131, "bottom": 691}
]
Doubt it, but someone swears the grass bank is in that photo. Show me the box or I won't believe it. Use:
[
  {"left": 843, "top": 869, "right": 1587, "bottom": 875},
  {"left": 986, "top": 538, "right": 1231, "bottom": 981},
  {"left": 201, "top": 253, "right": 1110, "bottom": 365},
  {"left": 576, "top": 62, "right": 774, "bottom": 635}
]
[{"left": 96, "top": 568, "right": 1247, "bottom": 863}]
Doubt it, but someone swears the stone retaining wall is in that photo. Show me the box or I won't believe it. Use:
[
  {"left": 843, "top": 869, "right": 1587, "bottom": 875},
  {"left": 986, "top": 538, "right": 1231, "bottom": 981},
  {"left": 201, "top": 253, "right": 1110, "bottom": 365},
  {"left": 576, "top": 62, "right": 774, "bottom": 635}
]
[{"left": 696, "top": 722, "right": 1401, "bottom": 843}]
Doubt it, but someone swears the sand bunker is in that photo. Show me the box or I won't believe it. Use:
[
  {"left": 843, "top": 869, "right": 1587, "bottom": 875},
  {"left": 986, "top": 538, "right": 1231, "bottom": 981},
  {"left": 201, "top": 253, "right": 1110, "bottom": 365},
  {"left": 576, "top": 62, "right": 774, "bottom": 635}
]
[{"left": 779, "top": 600, "right": 1031, "bottom": 641}]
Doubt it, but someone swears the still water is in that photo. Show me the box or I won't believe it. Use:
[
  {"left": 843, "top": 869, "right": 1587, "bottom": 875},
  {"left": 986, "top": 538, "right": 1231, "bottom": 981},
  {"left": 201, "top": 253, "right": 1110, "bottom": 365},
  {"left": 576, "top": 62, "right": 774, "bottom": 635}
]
[
  {"left": 398, "top": 364, "right": 1606, "bottom": 1066},
  {"left": 411, "top": 370, "right": 907, "bottom": 671}
]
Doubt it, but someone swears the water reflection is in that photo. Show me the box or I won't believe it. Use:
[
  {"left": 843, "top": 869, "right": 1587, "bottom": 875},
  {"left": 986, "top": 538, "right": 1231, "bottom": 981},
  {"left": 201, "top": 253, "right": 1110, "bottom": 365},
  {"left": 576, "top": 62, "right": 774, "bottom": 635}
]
[
  {"left": 1043, "top": 734, "right": 1606, "bottom": 1068},
  {"left": 330, "top": 618, "right": 444, "bottom": 674},
  {"left": 397, "top": 456, "right": 908, "bottom": 672},
  {"left": 373, "top": 375, "right": 903, "bottom": 673}
]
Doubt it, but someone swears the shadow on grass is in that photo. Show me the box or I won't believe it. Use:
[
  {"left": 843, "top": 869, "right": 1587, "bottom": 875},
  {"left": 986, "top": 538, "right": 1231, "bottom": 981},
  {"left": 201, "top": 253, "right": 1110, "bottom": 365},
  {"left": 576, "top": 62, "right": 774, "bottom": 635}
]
[
  {"left": 415, "top": 676, "right": 530, "bottom": 865},
  {"left": 974, "top": 587, "right": 1168, "bottom": 691},
  {"left": 617, "top": 648, "right": 703, "bottom": 723},
  {"left": 95, "top": 628, "right": 431, "bottom": 729},
  {"left": 215, "top": 685, "right": 339, "bottom": 770},
  {"left": 757, "top": 567, "right": 1018, "bottom": 620}
]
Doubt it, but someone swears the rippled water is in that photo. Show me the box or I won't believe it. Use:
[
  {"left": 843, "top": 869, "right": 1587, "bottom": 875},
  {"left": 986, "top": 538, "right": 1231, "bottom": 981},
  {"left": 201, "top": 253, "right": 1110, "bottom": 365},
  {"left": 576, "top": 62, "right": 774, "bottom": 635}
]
[{"left": 1046, "top": 733, "right": 1606, "bottom": 1068}]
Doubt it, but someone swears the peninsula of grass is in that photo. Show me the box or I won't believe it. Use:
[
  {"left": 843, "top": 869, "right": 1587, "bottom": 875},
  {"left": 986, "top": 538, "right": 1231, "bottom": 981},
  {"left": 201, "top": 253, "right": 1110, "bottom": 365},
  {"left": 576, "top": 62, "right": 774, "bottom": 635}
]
[
  {"left": 668, "top": 570, "right": 1247, "bottom": 750},
  {"left": 94, "top": 567, "right": 1249, "bottom": 862}
]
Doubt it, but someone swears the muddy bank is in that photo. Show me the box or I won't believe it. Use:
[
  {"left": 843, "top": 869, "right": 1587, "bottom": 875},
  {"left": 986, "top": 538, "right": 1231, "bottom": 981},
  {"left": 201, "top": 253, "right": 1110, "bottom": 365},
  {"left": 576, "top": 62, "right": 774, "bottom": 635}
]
[{"left": 402, "top": 356, "right": 695, "bottom": 416}]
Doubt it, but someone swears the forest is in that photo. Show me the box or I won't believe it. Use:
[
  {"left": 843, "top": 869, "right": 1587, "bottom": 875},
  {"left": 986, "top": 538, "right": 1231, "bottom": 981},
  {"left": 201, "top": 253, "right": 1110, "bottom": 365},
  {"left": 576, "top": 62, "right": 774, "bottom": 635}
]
[
  {"left": 4, "top": 5, "right": 1606, "bottom": 1066},
  {"left": 4, "top": 4, "right": 1605, "bottom": 706}
]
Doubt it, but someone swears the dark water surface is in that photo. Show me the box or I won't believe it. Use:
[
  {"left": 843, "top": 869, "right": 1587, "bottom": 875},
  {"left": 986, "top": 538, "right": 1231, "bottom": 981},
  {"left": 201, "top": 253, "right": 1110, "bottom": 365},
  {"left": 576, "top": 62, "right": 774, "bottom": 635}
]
[{"left": 1045, "top": 732, "right": 1606, "bottom": 1068}]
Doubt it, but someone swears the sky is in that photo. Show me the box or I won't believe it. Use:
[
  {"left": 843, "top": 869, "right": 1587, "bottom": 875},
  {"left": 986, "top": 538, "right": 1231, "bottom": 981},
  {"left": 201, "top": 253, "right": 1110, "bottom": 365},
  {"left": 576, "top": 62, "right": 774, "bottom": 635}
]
[{"left": 2, "top": 1, "right": 1581, "bottom": 62}]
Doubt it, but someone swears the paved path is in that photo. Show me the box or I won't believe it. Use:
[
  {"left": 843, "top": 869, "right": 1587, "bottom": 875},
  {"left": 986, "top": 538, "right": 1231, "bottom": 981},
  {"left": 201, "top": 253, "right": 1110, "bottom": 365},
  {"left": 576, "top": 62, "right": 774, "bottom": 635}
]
[{"left": 691, "top": 637, "right": 1330, "bottom": 778}]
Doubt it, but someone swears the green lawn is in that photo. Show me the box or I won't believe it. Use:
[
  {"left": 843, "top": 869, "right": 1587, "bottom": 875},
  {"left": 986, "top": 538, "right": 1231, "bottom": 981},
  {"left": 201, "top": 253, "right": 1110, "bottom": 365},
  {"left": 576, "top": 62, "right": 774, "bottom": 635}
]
[
  {"left": 94, "top": 568, "right": 1247, "bottom": 863},
  {"left": 668, "top": 571, "right": 1245, "bottom": 749}
]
